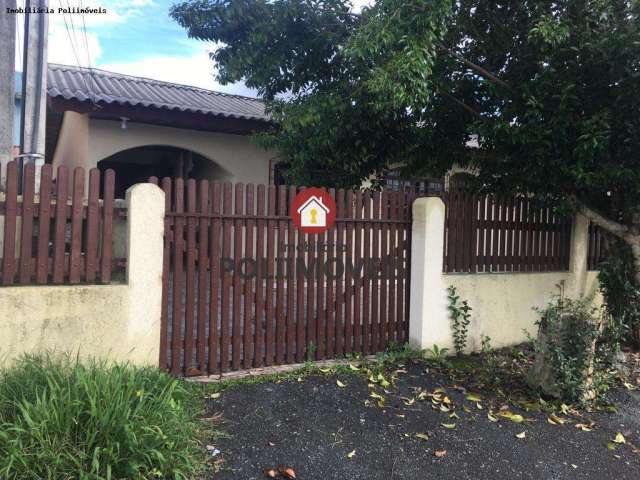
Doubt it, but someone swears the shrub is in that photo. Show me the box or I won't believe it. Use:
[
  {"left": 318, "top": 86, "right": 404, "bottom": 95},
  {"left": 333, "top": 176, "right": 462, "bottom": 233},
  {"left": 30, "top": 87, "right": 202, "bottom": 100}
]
[
  {"left": 598, "top": 238, "right": 640, "bottom": 350},
  {"left": 528, "top": 296, "right": 600, "bottom": 403},
  {"left": 0, "top": 354, "right": 205, "bottom": 479}
]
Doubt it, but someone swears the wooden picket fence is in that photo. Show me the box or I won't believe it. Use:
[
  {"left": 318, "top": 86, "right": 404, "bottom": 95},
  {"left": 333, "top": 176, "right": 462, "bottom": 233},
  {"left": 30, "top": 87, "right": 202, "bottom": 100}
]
[
  {"left": 151, "top": 177, "right": 414, "bottom": 376},
  {"left": 444, "top": 191, "right": 572, "bottom": 273},
  {"left": 0, "top": 161, "right": 121, "bottom": 286}
]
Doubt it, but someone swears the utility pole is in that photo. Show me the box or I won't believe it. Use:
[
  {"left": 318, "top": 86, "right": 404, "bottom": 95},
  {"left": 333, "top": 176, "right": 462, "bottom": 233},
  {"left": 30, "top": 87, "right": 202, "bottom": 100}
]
[
  {"left": 0, "top": 0, "right": 17, "bottom": 187},
  {"left": 19, "top": 0, "right": 48, "bottom": 189}
]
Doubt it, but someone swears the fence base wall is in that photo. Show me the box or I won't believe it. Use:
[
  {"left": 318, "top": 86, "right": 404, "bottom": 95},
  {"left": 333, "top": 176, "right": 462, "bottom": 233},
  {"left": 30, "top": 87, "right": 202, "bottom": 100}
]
[
  {"left": 409, "top": 197, "right": 603, "bottom": 353},
  {"left": 0, "top": 183, "right": 165, "bottom": 366}
]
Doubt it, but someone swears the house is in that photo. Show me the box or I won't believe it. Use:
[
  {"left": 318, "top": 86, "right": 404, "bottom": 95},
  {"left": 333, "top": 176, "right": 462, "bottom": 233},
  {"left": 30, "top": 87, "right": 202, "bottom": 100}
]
[
  {"left": 297, "top": 196, "right": 329, "bottom": 227},
  {"left": 10, "top": 64, "right": 278, "bottom": 197},
  {"left": 8, "top": 64, "right": 446, "bottom": 196}
]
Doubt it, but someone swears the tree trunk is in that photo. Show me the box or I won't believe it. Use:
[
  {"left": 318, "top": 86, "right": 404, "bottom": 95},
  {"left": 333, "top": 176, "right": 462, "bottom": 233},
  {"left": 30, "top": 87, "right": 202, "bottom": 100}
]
[{"left": 578, "top": 203, "right": 640, "bottom": 284}]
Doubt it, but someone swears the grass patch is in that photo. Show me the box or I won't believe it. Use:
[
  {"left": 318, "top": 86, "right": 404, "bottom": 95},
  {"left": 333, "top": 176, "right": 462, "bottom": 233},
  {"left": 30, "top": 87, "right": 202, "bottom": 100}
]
[{"left": 0, "top": 354, "right": 208, "bottom": 479}]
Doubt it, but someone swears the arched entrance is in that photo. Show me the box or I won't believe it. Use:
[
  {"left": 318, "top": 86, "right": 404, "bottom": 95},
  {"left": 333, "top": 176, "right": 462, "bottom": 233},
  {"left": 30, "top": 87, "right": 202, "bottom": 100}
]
[{"left": 97, "top": 145, "right": 231, "bottom": 198}]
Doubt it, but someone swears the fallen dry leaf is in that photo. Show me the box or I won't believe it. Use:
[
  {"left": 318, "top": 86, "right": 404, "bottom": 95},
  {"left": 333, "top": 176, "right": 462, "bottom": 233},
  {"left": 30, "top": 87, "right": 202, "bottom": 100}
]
[
  {"left": 434, "top": 450, "right": 448, "bottom": 458},
  {"left": 613, "top": 432, "right": 626, "bottom": 444},
  {"left": 370, "top": 391, "right": 384, "bottom": 401},
  {"left": 278, "top": 465, "right": 296, "bottom": 479},
  {"left": 575, "top": 423, "right": 594, "bottom": 432},
  {"left": 263, "top": 467, "right": 278, "bottom": 478},
  {"left": 516, "top": 431, "right": 526, "bottom": 439},
  {"left": 548, "top": 414, "right": 567, "bottom": 425},
  {"left": 441, "top": 423, "right": 456, "bottom": 429},
  {"left": 347, "top": 449, "right": 356, "bottom": 459},
  {"left": 498, "top": 411, "right": 524, "bottom": 423},
  {"left": 336, "top": 379, "right": 346, "bottom": 388},
  {"left": 415, "top": 433, "right": 429, "bottom": 441}
]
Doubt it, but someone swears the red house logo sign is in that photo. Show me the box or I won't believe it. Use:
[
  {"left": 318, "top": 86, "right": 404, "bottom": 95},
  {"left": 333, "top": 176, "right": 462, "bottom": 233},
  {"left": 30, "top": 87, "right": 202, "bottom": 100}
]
[{"left": 291, "top": 188, "right": 337, "bottom": 234}]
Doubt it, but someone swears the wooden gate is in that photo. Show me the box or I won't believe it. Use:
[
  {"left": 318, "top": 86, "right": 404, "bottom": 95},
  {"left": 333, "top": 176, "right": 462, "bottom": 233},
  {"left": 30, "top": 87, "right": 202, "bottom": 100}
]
[{"left": 151, "top": 177, "right": 414, "bottom": 376}]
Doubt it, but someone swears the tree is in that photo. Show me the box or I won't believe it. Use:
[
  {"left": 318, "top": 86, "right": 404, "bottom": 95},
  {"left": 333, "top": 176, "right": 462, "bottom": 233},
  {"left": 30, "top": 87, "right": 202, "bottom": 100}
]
[{"left": 171, "top": 0, "right": 640, "bottom": 281}]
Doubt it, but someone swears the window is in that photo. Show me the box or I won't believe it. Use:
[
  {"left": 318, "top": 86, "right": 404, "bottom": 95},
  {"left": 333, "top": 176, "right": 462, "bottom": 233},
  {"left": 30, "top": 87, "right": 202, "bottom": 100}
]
[{"left": 381, "top": 170, "right": 444, "bottom": 195}]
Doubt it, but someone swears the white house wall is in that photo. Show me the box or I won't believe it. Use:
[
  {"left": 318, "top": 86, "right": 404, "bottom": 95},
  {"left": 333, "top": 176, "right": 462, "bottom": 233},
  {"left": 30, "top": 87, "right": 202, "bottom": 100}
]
[
  {"left": 54, "top": 116, "right": 275, "bottom": 186},
  {"left": 87, "top": 119, "right": 275, "bottom": 185}
]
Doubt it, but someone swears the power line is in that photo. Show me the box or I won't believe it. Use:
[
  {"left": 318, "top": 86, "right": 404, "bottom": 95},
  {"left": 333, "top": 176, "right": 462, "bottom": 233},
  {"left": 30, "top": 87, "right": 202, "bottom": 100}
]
[
  {"left": 59, "top": 0, "right": 93, "bottom": 102},
  {"left": 78, "top": 0, "right": 99, "bottom": 100}
]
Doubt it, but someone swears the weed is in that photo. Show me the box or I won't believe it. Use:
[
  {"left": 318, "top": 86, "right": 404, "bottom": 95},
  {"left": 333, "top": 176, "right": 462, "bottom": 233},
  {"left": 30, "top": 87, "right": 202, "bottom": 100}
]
[{"left": 447, "top": 285, "right": 472, "bottom": 356}]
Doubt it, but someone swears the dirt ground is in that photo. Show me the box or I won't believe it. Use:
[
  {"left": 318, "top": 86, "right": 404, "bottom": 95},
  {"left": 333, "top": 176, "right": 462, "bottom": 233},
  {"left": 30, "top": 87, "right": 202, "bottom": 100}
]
[{"left": 205, "top": 355, "right": 640, "bottom": 479}]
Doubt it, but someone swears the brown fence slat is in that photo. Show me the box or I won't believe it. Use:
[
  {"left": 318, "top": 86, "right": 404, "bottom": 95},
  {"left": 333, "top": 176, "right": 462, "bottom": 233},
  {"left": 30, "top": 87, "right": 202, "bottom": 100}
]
[
  {"left": 85, "top": 169, "right": 101, "bottom": 283},
  {"left": 275, "top": 185, "right": 287, "bottom": 364},
  {"left": 286, "top": 186, "right": 297, "bottom": 364},
  {"left": 316, "top": 217, "right": 326, "bottom": 361},
  {"left": 171, "top": 178, "right": 185, "bottom": 376},
  {"left": 265, "top": 185, "right": 276, "bottom": 365},
  {"left": 100, "top": 169, "right": 115, "bottom": 284},
  {"left": 388, "top": 192, "right": 398, "bottom": 344},
  {"left": 2, "top": 161, "right": 18, "bottom": 285},
  {"left": 254, "top": 184, "right": 266, "bottom": 367},
  {"left": 243, "top": 184, "right": 255, "bottom": 369},
  {"left": 69, "top": 168, "right": 85, "bottom": 284},
  {"left": 36, "top": 164, "right": 53, "bottom": 284},
  {"left": 396, "top": 191, "right": 407, "bottom": 343},
  {"left": 197, "top": 180, "right": 209, "bottom": 373},
  {"left": 403, "top": 189, "right": 413, "bottom": 341},
  {"left": 159, "top": 177, "right": 172, "bottom": 371},
  {"left": 209, "top": 181, "right": 222, "bottom": 373},
  {"left": 325, "top": 188, "right": 336, "bottom": 358},
  {"left": 18, "top": 163, "right": 36, "bottom": 284},
  {"left": 295, "top": 186, "right": 307, "bottom": 362},
  {"left": 379, "top": 190, "right": 389, "bottom": 348},
  {"left": 353, "top": 190, "right": 363, "bottom": 353},
  {"left": 362, "top": 191, "right": 371, "bottom": 354},
  {"left": 306, "top": 222, "right": 316, "bottom": 359},
  {"left": 232, "top": 183, "right": 244, "bottom": 370},
  {"left": 334, "top": 189, "right": 345, "bottom": 356},
  {"left": 371, "top": 191, "right": 381, "bottom": 351},
  {"left": 184, "top": 179, "right": 197, "bottom": 375},
  {"left": 343, "top": 190, "right": 354, "bottom": 354},
  {"left": 52, "top": 166, "right": 69, "bottom": 284}
]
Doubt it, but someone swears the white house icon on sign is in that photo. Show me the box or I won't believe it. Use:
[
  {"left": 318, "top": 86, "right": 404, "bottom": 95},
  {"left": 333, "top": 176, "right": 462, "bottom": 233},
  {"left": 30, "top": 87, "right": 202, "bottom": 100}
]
[{"left": 297, "top": 196, "right": 330, "bottom": 227}]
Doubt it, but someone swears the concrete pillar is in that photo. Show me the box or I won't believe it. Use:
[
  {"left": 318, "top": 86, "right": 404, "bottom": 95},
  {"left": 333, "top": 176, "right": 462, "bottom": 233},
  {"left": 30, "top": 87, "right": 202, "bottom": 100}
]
[
  {"left": 568, "top": 213, "right": 590, "bottom": 297},
  {"left": 51, "top": 112, "right": 90, "bottom": 173},
  {"left": 125, "top": 183, "right": 165, "bottom": 365},
  {"left": 0, "top": 0, "right": 16, "bottom": 182},
  {"left": 408, "top": 197, "right": 451, "bottom": 350}
]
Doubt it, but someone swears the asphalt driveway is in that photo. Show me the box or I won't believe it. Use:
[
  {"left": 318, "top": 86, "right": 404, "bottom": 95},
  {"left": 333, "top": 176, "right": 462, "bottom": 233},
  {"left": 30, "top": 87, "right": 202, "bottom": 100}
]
[{"left": 205, "top": 360, "right": 640, "bottom": 479}]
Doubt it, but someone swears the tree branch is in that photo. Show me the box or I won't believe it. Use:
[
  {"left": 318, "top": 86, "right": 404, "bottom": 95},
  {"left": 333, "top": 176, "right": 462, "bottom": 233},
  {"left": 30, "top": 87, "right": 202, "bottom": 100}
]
[
  {"left": 438, "top": 42, "right": 513, "bottom": 92},
  {"left": 578, "top": 203, "right": 629, "bottom": 238},
  {"left": 433, "top": 85, "right": 484, "bottom": 119}
]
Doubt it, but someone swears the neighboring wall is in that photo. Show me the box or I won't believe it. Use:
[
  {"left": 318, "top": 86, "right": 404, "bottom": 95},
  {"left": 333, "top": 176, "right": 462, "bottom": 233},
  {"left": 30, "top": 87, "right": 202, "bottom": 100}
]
[
  {"left": 53, "top": 115, "right": 275, "bottom": 186},
  {"left": 409, "top": 197, "right": 602, "bottom": 352},
  {"left": 0, "top": 184, "right": 165, "bottom": 366}
]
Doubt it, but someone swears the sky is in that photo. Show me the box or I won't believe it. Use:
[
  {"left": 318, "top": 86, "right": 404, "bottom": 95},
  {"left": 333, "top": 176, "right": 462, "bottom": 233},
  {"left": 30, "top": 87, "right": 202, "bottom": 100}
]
[{"left": 13, "top": 0, "right": 375, "bottom": 97}]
